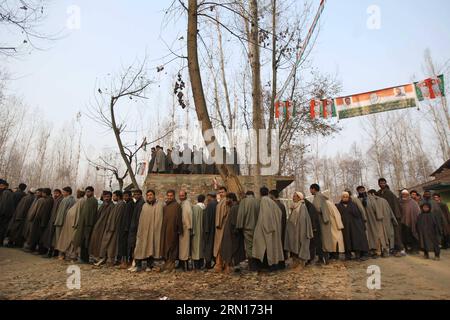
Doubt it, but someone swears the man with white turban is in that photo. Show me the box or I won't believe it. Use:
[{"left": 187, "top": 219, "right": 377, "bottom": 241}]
[{"left": 284, "top": 192, "right": 314, "bottom": 268}]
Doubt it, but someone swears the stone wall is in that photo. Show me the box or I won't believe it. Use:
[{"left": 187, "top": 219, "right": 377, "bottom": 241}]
[{"left": 143, "top": 174, "right": 294, "bottom": 203}]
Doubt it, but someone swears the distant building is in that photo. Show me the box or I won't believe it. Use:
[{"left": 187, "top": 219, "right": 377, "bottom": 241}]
[{"left": 409, "top": 159, "right": 450, "bottom": 207}]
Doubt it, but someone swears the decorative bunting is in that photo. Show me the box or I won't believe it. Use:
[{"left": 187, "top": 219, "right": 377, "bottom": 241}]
[{"left": 275, "top": 100, "right": 296, "bottom": 120}]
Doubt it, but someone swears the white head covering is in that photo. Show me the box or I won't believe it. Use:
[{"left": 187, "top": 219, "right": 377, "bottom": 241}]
[
  {"left": 341, "top": 191, "right": 350, "bottom": 198},
  {"left": 292, "top": 192, "right": 304, "bottom": 210},
  {"left": 295, "top": 192, "right": 304, "bottom": 200}
]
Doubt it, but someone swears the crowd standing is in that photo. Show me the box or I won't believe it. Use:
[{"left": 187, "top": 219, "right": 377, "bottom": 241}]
[
  {"left": 0, "top": 177, "right": 449, "bottom": 275},
  {"left": 147, "top": 144, "right": 241, "bottom": 175}
]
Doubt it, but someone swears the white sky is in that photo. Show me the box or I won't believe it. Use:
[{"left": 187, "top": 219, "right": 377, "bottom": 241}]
[{"left": 2, "top": 0, "right": 450, "bottom": 172}]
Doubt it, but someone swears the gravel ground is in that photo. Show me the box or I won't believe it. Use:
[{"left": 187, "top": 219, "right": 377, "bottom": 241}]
[{"left": 1, "top": 247, "right": 449, "bottom": 300}]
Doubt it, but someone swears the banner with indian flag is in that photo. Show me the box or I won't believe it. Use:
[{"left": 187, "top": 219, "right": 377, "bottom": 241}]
[
  {"left": 414, "top": 75, "right": 445, "bottom": 101},
  {"left": 275, "top": 100, "right": 296, "bottom": 120},
  {"left": 335, "top": 83, "right": 417, "bottom": 120},
  {"left": 310, "top": 98, "right": 337, "bottom": 119}
]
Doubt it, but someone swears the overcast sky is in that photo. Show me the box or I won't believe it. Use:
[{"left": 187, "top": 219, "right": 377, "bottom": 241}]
[{"left": 3, "top": 0, "right": 450, "bottom": 168}]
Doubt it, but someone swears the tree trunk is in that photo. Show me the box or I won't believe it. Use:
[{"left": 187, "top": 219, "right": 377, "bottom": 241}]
[
  {"left": 187, "top": 0, "right": 244, "bottom": 196},
  {"left": 249, "top": 0, "right": 264, "bottom": 188},
  {"left": 118, "top": 178, "right": 124, "bottom": 191},
  {"left": 110, "top": 98, "right": 140, "bottom": 190},
  {"left": 268, "top": 0, "right": 277, "bottom": 158},
  {"left": 207, "top": 59, "right": 227, "bottom": 133},
  {"left": 215, "top": 14, "right": 233, "bottom": 131}
]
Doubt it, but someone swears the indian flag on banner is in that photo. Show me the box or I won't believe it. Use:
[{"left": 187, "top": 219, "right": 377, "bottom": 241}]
[
  {"left": 310, "top": 99, "right": 337, "bottom": 119},
  {"left": 414, "top": 75, "right": 445, "bottom": 101},
  {"left": 284, "top": 100, "right": 295, "bottom": 120},
  {"left": 322, "top": 99, "right": 337, "bottom": 119},
  {"left": 275, "top": 101, "right": 282, "bottom": 119},
  {"left": 335, "top": 84, "right": 417, "bottom": 120},
  {"left": 275, "top": 100, "right": 296, "bottom": 120}
]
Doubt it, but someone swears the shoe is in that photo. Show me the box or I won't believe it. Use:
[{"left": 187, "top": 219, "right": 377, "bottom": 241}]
[
  {"left": 145, "top": 267, "right": 153, "bottom": 272},
  {"left": 359, "top": 256, "right": 369, "bottom": 262},
  {"left": 248, "top": 259, "right": 259, "bottom": 272},
  {"left": 161, "top": 261, "right": 175, "bottom": 273},
  {"left": 129, "top": 266, "right": 142, "bottom": 273},
  {"left": 434, "top": 256, "right": 440, "bottom": 261},
  {"left": 165, "top": 262, "right": 175, "bottom": 273},
  {"left": 394, "top": 252, "right": 402, "bottom": 258},
  {"left": 291, "top": 258, "right": 300, "bottom": 269},
  {"left": 269, "top": 265, "right": 279, "bottom": 272},
  {"left": 214, "top": 255, "right": 224, "bottom": 271},
  {"left": 223, "top": 265, "right": 233, "bottom": 274},
  {"left": 94, "top": 258, "right": 106, "bottom": 267}
]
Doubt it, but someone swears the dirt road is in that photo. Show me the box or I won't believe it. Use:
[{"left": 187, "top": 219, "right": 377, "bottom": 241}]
[{"left": 1, "top": 247, "right": 449, "bottom": 300}]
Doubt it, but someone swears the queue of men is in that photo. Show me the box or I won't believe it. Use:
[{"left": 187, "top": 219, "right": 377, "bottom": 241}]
[
  {"left": 147, "top": 144, "right": 241, "bottom": 175},
  {"left": 0, "top": 177, "right": 449, "bottom": 275}
]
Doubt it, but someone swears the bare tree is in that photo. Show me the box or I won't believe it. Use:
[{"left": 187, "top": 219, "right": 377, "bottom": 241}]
[
  {"left": 85, "top": 128, "right": 172, "bottom": 191},
  {"left": 248, "top": 0, "right": 264, "bottom": 185},
  {"left": 422, "top": 49, "right": 450, "bottom": 162},
  {"left": 87, "top": 151, "right": 129, "bottom": 191},
  {"left": 0, "top": 0, "right": 57, "bottom": 56},
  {"left": 88, "top": 60, "right": 152, "bottom": 189},
  {"left": 363, "top": 114, "right": 387, "bottom": 178},
  {"left": 215, "top": 11, "right": 234, "bottom": 131},
  {"left": 48, "top": 117, "right": 82, "bottom": 187},
  {"left": 186, "top": 0, "right": 244, "bottom": 195}
]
